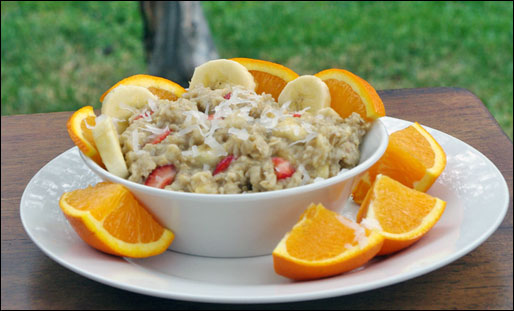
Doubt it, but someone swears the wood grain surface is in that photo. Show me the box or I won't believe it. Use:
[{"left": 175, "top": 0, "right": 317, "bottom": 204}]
[{"left": 1, "top": 87, "right": 512, "bottom": 310}]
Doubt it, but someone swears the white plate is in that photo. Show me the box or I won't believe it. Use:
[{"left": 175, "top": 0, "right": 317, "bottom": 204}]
[{"left": 20, "top": 117, "right": 509, "bottom": 304}]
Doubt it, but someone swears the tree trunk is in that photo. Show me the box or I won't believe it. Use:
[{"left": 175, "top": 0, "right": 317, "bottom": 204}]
[{"left": 140, "top": 1, "right": 219, "bottom": 87}]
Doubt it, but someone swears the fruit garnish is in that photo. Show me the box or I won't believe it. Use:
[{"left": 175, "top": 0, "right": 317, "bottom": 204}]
[
  {"left": 277, "top": 75, "right": 331, "bottom": 113},
  {"left": 357, "top": 174, "right": 446, "bottom": 255},
  {"left": 145, "top": 164, "right": 177, "bottom": 189},
  {"left": 272, "top": 157, "right": 296, "bottom": 180},
  {"left": 92, "top": 115, "right": 129, "bottom": 178},
  {"left": 150, "top": 128, "right": 172, "bottom": 145},
  {"left": 101, "top": 85, "right": 158, "bottom": 134},
  {"left": 189, "top": 59, "right": 256, "bottom": 91},
  {"left": 213, "top": 155, "right": 235, "bottom": 175},
  {"left": 66, "top": 106, "right": 103, "bottom": 166},
  {"left": 272, "top": 203, "right": 384, "bottom": 280},
  {"left": 231, "top": 57, "right": 299, "bottom": 101},
  {"left": 134, "top": 110, "right": 154, "bottom": 121},
  {"left": 100, "top": 74, "right": 186, "bottom": 102},
  {"left": 351, "top": 122, "right": 447, "bottom": 204},
  {"left": 59, "top": 182, "right": 174, "bottom": 258},
  {"left": 314, "top": 68, "right": 385, "bottom": 121}
]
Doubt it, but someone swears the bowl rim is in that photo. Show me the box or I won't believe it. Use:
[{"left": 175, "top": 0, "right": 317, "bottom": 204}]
[{"left": 81, "top": 118, "right": 388, "bottom": 201}]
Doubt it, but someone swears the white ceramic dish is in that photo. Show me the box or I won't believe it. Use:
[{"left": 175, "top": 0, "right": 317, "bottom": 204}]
[
  {"left": 20, "top": 117, "right": 509, "bottom": 304},
  {"left": 79, "top": 119, "right": 389, "bottom": 257}
]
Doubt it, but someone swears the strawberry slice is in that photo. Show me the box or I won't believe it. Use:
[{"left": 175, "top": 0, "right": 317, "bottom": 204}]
[
  {"left": 292, "top": 113, "right": 302, "bottom": 118},
  {"left": 151, "top": 129, "right": 172, "bottom": 144},
  {"left": 213, "top": 155, "right": 235, "bottom": 175},
  {"left": 223, "top": 92, "right": 231, "bottom": 100},
  {"left": 272, "top": 157, "right": 296, "bottom": 180},
  {"left": 144, "top": 164, "right": 176, "bottom": 189},
  {"left": 134, "top": 110, "right": 154, "bottom": 120}
]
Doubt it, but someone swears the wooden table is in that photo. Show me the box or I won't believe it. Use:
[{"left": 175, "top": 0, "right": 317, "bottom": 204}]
[{"left": 2, "top": 87, "right": 512, "bottom": 309}]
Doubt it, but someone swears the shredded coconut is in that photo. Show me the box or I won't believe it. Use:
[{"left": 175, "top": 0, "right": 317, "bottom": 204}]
[
  {"left": 297, "top": 164, "right": 310, "bottom": 185},
  {"left": 132, "top": 129, "right": 139, "bottom": 152},
  {"left": 182, "top": 145, "right": 199, "bottom": 157},
  {"left": 142, "top": 124, "right": 169, "bottom": 135},
  {"left": 204, "top": 135, "right": 227, "bottom": 157},
  {"left": 148, "top": 98, "right": 158, "bottom": 112},
  {"left": 289, "top": 132, "right": 318, "bottom": 146},
  {"left": 228, "top": 128, "right": 249, "bottom": 141}
]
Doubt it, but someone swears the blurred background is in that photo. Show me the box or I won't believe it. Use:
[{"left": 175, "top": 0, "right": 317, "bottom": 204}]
[{"left": 1, "top": 1, "right": 512, "bottom": 140}]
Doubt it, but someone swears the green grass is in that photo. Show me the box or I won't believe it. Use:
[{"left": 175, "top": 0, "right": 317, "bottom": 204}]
[{"left": 2, "top": 1, "right": 512, "bottom": 140}]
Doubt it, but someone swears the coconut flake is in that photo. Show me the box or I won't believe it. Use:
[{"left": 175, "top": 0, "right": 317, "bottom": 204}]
[
  {"left": 204, "top": 135, "right": 227, "bottom": 157},
  {"left": 297, "top": 164, "right": 310, "bottom": 185},
  {"left": 148, "top": 98, "right": 158, "bottom": 112},
  {"left": 183, "top": 110, "right": 209, "bottom": 129},
  {"left": 228, "top": 128, "right": 249, "bottom": 140},
  {"left": 289, "top": 132, "right": 318, "bottom": 146},
  {"left": 295, "top": 106, "right": 311, "bottom": 115},
  {"left": 178, "top": 124, "right": 203, "bottom": 136},
  {"left": 182, "top": 145, "right": 199, "bottom": 157},
  {"left": 141, "top": 124, "right": 169, "bottom": 135},
  {"left": 132, "top": 129, "right": 139, "bottom": 152}
]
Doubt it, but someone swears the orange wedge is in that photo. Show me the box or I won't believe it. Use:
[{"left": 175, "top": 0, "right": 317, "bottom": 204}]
[
  {"left": 357, "top": 174, "right": 446, "bottom": 255},
  {"left": 99, "top": 74, "right": 186, "bottom": 102},
  {"left": 231, "top": 57, "right": 299, "bottom": 101},
  {"left": 59, "top": 182, "right": 174, "bottom": 258},
  {"left": 66, "top": 106, "right": 103, "bottom": 166},
  {"left": 272, "top": 203, "right": 384, "bottom": 280},
  {"left": 314, "top": 68, "right": 385, "bottom": 121},
  {"left": 352, "top": 122, "right": 447, "bottom": 204}
]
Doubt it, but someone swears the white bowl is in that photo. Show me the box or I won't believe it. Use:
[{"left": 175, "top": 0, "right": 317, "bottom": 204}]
[{"left": 80, "top": 118, "right": 388, "bottom": 258}]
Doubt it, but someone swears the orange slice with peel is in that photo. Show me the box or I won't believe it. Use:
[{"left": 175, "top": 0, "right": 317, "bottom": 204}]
[
  {"left": 314, "top": 68, "right": 385, "bottom": 121},
  {"left": 352, "top": 122, "right": 447, "bottom": 204},
  {"left": 66, "top": 106, "right": 103, "bottom": 166},
  {"left": 99, "top": 74, "right": 186, "bottom": 102},
  {"left": 272, "top": 203, "right": 384, "bottom": 280},
  {"left": 59, "top": 182, "right": 174, "bottom": 258},
  {"left": 357, "top": 174, "right": 446, "bottom": 255},
  {"left": 231, "top": 57, "right": 299, "bottom": 101}
]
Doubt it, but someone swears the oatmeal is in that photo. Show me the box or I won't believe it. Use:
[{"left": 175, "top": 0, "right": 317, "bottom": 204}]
[{"left": 119, "top": 85, "right": 370, "bottom": 193}]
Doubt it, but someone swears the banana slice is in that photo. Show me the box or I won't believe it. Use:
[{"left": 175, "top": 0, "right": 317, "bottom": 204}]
[
  {"left": 92, "top": 115, "right": 129, "bottom": 178},
  {"left": 189, "top": 59, "right": 256, "bottom": 91},
  {"left": 277, "top": 75, "right": 331, "bottom": 113},
  {"left": 101, "top": 85, "right": 158, "bottom": 133}
]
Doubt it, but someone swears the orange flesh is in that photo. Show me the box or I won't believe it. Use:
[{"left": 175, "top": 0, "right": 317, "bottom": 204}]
[
  {"left": 250, "top": 70, "right": 288, "bottom": 101},
  {"left": 81, "top": 115, "right": 97, "bottom": 149},
  {"left": 391, "top": 126, "right": 435, "bottom": 168},
  {"left": 65, "top": 183, "right": 164, "bottom": 244},
  {"left": 323, "top": 78, "right": 367, "bottom": 119},
  {"left": 370, "top": 176, "right": 436, "bottom": 234},
  {"left": 285, "top": 207, "right": 363, "bottom": 260},
  {"left": 148, "top": 86, "right": 179, "bottom": 101}
]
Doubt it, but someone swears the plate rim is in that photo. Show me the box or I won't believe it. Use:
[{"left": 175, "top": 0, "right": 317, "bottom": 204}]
[{"left": 19, "top": 116, "right": 510, "bottom": 304}]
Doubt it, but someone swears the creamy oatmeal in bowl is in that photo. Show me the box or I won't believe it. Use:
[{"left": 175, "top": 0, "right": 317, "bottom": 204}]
[
  {"left": 119, "top": 85, "right": 370, "bottom": 194},
  {"left": 79, "top": 58, "right": 388, "bottom": 257}
]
